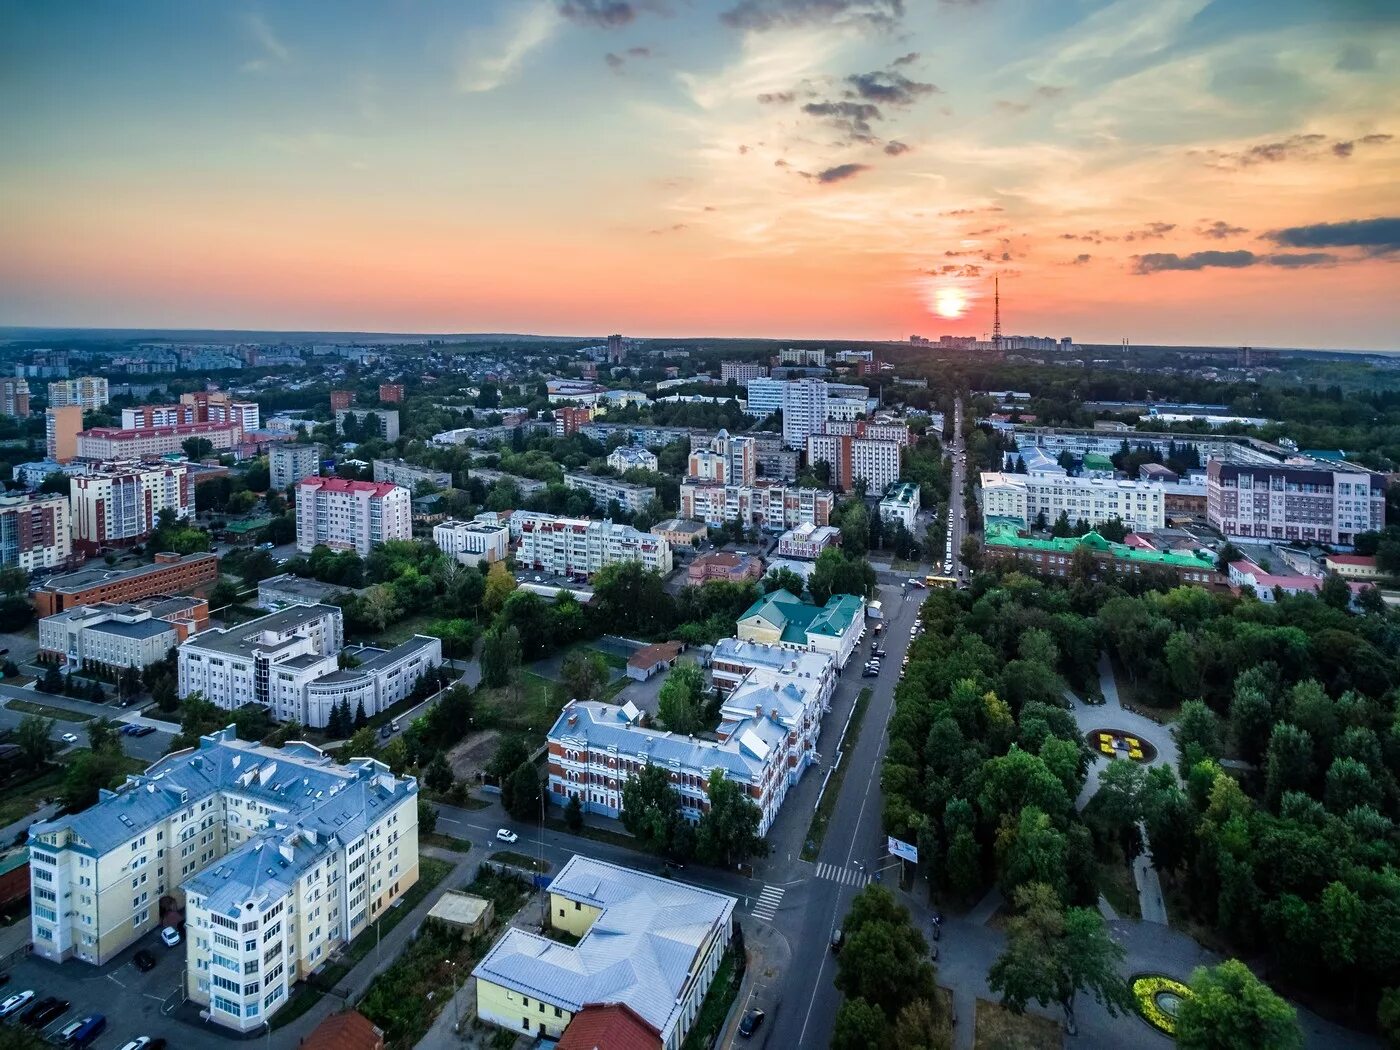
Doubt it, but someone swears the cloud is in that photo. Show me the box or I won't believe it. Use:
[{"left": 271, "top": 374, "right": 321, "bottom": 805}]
[
  {"left": 1035, "top": 85, "right": 1065, "bottom": 98},
  {"left": 649, "top": 222, "right": 689, "bottom": 234},
  {"left": 928, "top": 263, "right": 982, "bottom": 277},
  {"left": 1267, "top": 252, "right": 1337, "bottom": 268},
  {"left": 1123, "top": 221, "right": 1175, "bottom": 242},
  {"left": 812, "top": 162, "right": 870, "bottom": 183},
  {"left": 720, "top": 0, "right": 905, "bottom": 32},
  {"left": 883, "top": 140, "right": 911, "bottom": 156},
  {"left": 802, "top": 99, "right": 882, "bottom": 139},
  {"left": 456, "top": 5, "right": 559, "bottom": 92},
  {"left": 605, "top": 52, "right": 625, "bottom": 69},
  {"left": 892, "top": 51, "right": 919, "bottom": 66},
  {"left": 240, "top": 12, "right": 289, "bottom": 73},
  {"left": 1197, "top": 220, "right": 1247, "bottom": 240},
  {"left": 845, "top": 69, "right": 938, "bottom": 105},
  {"left": 1132, "top": 249, "right": 1340, "bottom": 274},
  {"left": 1071, "top": 253, "right": 1091, "bottom": 265},
  {"left": 942, "top": 206, "right": 1003, "bottom": 216},
  {"left": 1266, "top": 216, "right": 1400, "bottom": 255},
  {"left": 757, "top": 90, "right": 797, "bottom": 104},
  {"left": 1335, "top": 43, "right": 1376, "bottom": 72},
  {"left": 605, "top": 45, "right": 653, "bottom": 70},
  {"left": 1202, "top": 132, "right": 1392, "bottom": 168},
  {"left": 559, "top": 0, "right": 635, "bottom": 28}
]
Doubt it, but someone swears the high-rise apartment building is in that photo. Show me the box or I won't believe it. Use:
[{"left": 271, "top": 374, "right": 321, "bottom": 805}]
[
  {"left": 679, "top": 480, "right": 834, "bottom": 530},
  {"left": 330, "top": 389, "right": 354, "bottom": 412},
  {"left": 806, "top": 421, "right": 907, "bottom": 494},
  {"left": 69, "top": 463, "right": 193, "bottom": 553},
  {"left": 47, "top": 376, "right": 109, "bottom": 410},
  {"left": 553, "top": 404, "right": 594, "bottom": 436},
  {"left": 687, "top": 429, "right": 755, "bottom": 486},
  {"left": 122, "top": 403, "right": 197, "bottom": 428},
  {"left": 45, "top": 405, "right": 84, "bottom": 462},
  {"left": 379, "top": 383, "right": 404, "bottom": 403},
  {"left": 75, "top": 421, "right": 242, "bottom": 460},
  {"left": 334, "top": 408, "right": 400, "bottom": 441},
  {"left": 720, "top": 360, "right": 768, "bottom": 386},
  {"left": 1206, "top": 459, "right": 1386, "bottom": 545},
  {"left": 270, "top": 444, "right": 323, "bottom": 490},
  {"left": 779, "top": 347, "right": 826, "bottom": 367},
  {"left": 981, "top": 471, "right": 1166, "bottom": 532},
  {"left": 0, "top": 493, "right": 71, "bottom": 571},
  {"left": 516, "top": 514, "right": 672, "bottom": 578},
  {"left": 294, "top": 477, "right": 411, "bottom": 555},
  {"left": 0, "top": 377, "right": 31, "bottom": 418},
  {"left": 371, "top": 459, "right": 451, "bottom": 491},
  {"left": 607, "top": 333, "right": 626, "bottom": 363},
  {"left": 781, "top": 378, "right": 828, "bottom": 450},
  {"left": 28, "top": 728, "right": 420, "bottom": 1033}
]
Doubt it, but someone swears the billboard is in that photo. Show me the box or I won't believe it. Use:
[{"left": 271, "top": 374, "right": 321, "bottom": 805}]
[{"left": 887, "top": 836, "right": 918, "bottom": 863}]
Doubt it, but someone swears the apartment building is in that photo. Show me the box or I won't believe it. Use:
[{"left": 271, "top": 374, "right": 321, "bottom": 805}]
[
  {"left": 779, "top": 347, "right": 826, "bottom": 367},
  {"left": 686, "top": 429, "right": 755, "bottom": 487},
  {"left": 47, "top": 376, "right": 109, "bottom": 410},
  {"left": 270, "top": 444, "right": 323, "bottom": 490},
  {"left": 433, "top": 515, "right": 511, "bottom": 567},
  {"left": 781, "top": 379, "right": 829, "bottom": 450},
  {"left": 31, "top": 552, "right": 221, "bottom": 617},
  {"left": 294, "top": 477, "right": 411, "bottom": 556},
  {"left": 981, "top": 471, "right": 1167, "bottom": 532},
  {"left": 605, "top": 446, "right": 658, "bottom": 474},
  {"left": 982, "top": 519, "right": 1227, "bottom": 590},
  {"left": 679, "top": 480, "right": 834, "bottom": 530},
  {"left": 553, "top": 405, "right": 594, "bottom": 436},
  {"left": 335, "top": 408, "right": 400, "bottom": 442},
  {"left": 472, "top": 469, "right": 548, "bottom": 498},
  {"left": 775, "top": 523, "right": 841, "bottom": 560},
  {"left": 379, "top": 383, "right": 404, "bottom": 403},
  {"left": 879, "top": 481, "right": 921, "bottom": 531},
  {"left": 822, "top": 419, "right": 911, "bottom": 446},
  {"left": 70, "top": 463, "right": 192, "bottom": 553},
  {"left": 806, "top": 427, "right": 903, "bottom": 494},
  {"left": 330, "top": 390, "right": 354, "bottom": 412},
  {"left": 517, "top": 515, "right": 672, "bottom": 578},
  {"left": 743, "top": 378, "right": 785, "bottom": 420},
  {"left": 122, "top": 404, "right": 197, "bottom": 428},
  {"left": 474, "top": 856, "right": 734, "bottom": 1048},
  {"left": 562, "top": 472, "right": 656, "bottom": 516},
  {"left": 1206, "top": 459, "right": 1386, "bottom": 545},
  {"left": 0, "top": 493, "right": 71, "bottom": 572},
  {"left": 39, "top": 597, "right": 207, "bottom": 672},
  {"left": 28, "top": 728, "right": 419, "bottom": 1034},
  {"left": 76, "top": 421, "right": 242, "bottom": 460},
  {"left": 0, "top": 377, "right": 31, "bottom": 418},
  {"left": 46, "top": 405, "right": 84, "bottom": 462},
  {"left": 371, "top": 458, "right": 452, "bottom": 491},
  {"left": 720, "top": 360, "right": 767, "bottom": 385}
]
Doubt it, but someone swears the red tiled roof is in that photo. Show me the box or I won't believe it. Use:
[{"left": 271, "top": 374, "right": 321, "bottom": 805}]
[
  {"left": 557, "top": 1004, "right": 662, "bottom": 1050},
  {"left": 301, "top": 1010, "right": 383, "bottom": 1050},
  {"left": 298, "top": 476, "right": 401, "bottom": 497},
  {"left": 627, "top": 640, "right": 684, "bottom": 669},
  {"left": 1327, "top": 554, "right": 1376, "bottom": 566}
]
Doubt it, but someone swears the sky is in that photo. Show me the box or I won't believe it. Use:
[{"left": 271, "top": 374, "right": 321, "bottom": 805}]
[{"left": 1, "top": 0, "right": 1398, "bottom": 348}]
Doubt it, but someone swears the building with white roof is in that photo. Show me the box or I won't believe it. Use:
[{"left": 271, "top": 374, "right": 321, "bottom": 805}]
[
  {"left": 879, "top": 481, "right": 921, "bottom": 531},
  {"left": 433, "top": 515, "right": 511, "bottom": 567},
  {"left": 981, "top": 470, "right": 1166, "bottom": 531},
  {"left": 473, "top": 855, "right": 735, "bottom": 1048},
  {"left": 605, "top": 446, "right": 658, "bottom": 473},
  {"left": 775, "top": 523, "right": 841, "bottom": 560}
]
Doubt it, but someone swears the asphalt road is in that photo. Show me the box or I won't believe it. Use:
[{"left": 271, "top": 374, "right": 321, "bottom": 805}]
[{"left": 948, "top": 396, "right": 968, "bottom": 577}]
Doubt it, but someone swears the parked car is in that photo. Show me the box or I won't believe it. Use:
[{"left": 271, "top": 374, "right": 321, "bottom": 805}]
[
  {"left": 160, "top": 926, "right": 181, "bottom": 947},
  {"left": 23, "top": 996, "right": 70, "bottom": 1028},
  {"left": 496, "top": 828, "right": 519, "bottom": 844},
  {"left": 829, "top": 927, "right": 844, "bottom": 952},
  {"left": 116, "top": 1038, "right": 152, "bottom": 1050},
  {"left": 738, "top": 1008, "right": 766, "bottom": 1038},
  {"left": 0, "top": 990, "right": 35, "bottom": 1018},
  {"left": 871, "top": 648, "right": 887, "bottom": 658},
  {"left": 66, "top": 1015, "right": 107, "bottom": 1048},
  {"left": 61, "top": 733, "right": 78, "bottom": 744},
  {"left": 0, "top": 647, "right": 9, "bottom": 655},
  {"left": 133, "top": 950, "right": 157, "bottom": 972},
  {"left": 132, "top": 725, "right": 156, "bottom": 737}
]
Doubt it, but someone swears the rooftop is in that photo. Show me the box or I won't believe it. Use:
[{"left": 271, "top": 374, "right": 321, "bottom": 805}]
[
  {"left": 259, "top": 573, "right": 350, "bottom": 602},
  {"left": 32, "top": 552, "right": 218, "bottom": 595},
  {"left": 880, "top": 481, "right": 919, "bottom": 505},
  {"left": 297, "top": 477, "right": 402, "bottom": 497},
  {"left": 737, "top": 590, "right": 863, "bottom": 645},
  {"left": 984, "top": 517, "right": 1218, "bottom": 571},
  {"left": 182, "top": 603, "right": 338, "bottom": 658}
]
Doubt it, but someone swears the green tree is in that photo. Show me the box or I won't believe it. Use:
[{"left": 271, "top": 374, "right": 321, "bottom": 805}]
[
  {"left": 839, "top": 501, "right": 870, "bottom": 557},
  {"left": 695, "top": 767, "right": 765, "bottom": 868},
  {"left": 1175, "top": 960, "right": 1301, "bottom": 1050},
  {"left": 657, "top": 662, "right": 705, "bottom": 734},
  {"left": 620, "top": 762, "right": 690, "bottom": 859},
  {"left": 85, "top": 717, "right": 121, "bottom": 756},
  {"left": 832, "top": 998, "right": 888, "bottom": 1050},
  {"left": 560, "top": 650, "right": 609, "bottom": 703},
  {"left": 418, "top": 797, "right": 438, "bottom": 837},
  {"left": 762, "top": 566, "right": 806, "bottom": 597},
  {"left": 1264, "top": 722, "right": 1315, "bottom": 808},
  {"left": 61, "top": 749, "right": 126, "bottom": 811},
  {"left": 487, "top": 737, "right": 530, "bottom": 782},
  {"left": 503, "top": 761, "right": 542, "bottom": 821},
  {"left": 424, "top": 752, "right": 455, "bottom": 794},
  {"left": 834, "top": 885, "right": 939, "bottom": 1019},
  {"left": 892, "top": 997, "right": 953, "bottom": 1050},
  {"left": 482, "top": 561, "right": 517, "bottom": 616},
  {"left": 480, "top": 624, "right": 522, "bottom": 689},
  {"left": 1229, "top": 686, "right": 1274, "bottom": 767},
  {"left": 345, "top": 726, "right": 376, "bottom": 758},
  {"left": 1319, "top": 572, "right": 1352, "bottom": 610},
  {"left": 1174, "top": 699, "right": 1222, "bottom": 776},
  {"left": 996, "top": 806, "right": 1068, "bottom": 901},
  {"left": 1092, "top": 758, "right": 1146, "bottom": 859},
  {"left": 15, "top": 713, "right": 56, "bottom": 769},
  {"left": 565, "top": 793, "right": 584, "bottom": 832}
]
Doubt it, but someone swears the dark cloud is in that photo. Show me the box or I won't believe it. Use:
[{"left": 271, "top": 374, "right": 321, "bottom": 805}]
[
  {"left": 1196, "top": 220, "right": 1247, "bottom": 240},
  {"left": 883, "top": 139, "right": 911, "bottom": 156},
  {"left": 1035, "top": 85, "right": 1065, "bottom": 98},
  {"left": 1132, "top": 249, "right": 1340, "bottom": 274},
  {"left": 1361, "top": 133, "right": 1393, "bottom": 145},
  {"left": 845, "top": 69, "right": 938, "bottom": 105},
  {"left": 813, "top": 162, "right": 870, "bottom": 184},
  {"left": 928, "top": 263, "right": 982, "bottom": 277},
  {"left": 1336, "top": 42, "right": 1376, "bottom": 72},
  {"left": 773, "top": 158, "right": 789, "bottom": 167},
  {"left": 1123, "top": 221, "right": 1176, "bottom": 242},
  {"left": 737, "top": 144, "right": 750, "bottom": 154},
  {"left": 1071, "top": 253, "right": 1091, "bottom": 265},
  {"left": 757, "top": 90, "right": 797, "bottom": 104},
  {"left": 802, "top": 100, "right": 883, "bottom": 139},
  {"left": 627, "top": 46, "right": 651, "bottom": 56},
  {"left": 967, "top": 225, "right": 1005, "bottom": 236},
  {"left": 605, "top": 52, "right": 625, "bottom": 69},
  {"left": 559, "top": 0, "right": 636, "bottom": 28},
  {"left": 942, "top": 206, "right": 1003, "bottom": 216},
  {"left": 1267, "top": 252, "right": 1337, "bottom": 268},
  {"left": 994, "top": 99, "right": 1030, "bottom": 115},
  {"left": 1202, "top": 131, "right": 1392, "bottom": 168},
  {"left": 720, "top": 0, "right": 904, "bottom": 32},
  {"left": 703, "top": 205, "right": 717, "bottom": 211},
  {"left": 1058, "top": 229, "right": 1113, "bottom": 244},
  {"left": 1266, "top": 216, "right": 1400, "bottom": 255},
  {"left": 892, "top": 51, "right": 919, "bottom": 66}
]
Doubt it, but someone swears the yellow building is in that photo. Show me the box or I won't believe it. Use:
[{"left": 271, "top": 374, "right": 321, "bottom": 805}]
[{"left": 1325, "top": 554, "right": 1381, "bottom": 581}]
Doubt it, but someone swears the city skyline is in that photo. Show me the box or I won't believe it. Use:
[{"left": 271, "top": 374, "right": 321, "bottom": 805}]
[{"left": 2, "top": 0, "right": 1398, "bottom": 348}]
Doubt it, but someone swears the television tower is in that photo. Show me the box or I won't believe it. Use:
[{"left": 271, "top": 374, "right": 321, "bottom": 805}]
[{"left": 992, "top": 275, "right": 1003, "bottom": 357}]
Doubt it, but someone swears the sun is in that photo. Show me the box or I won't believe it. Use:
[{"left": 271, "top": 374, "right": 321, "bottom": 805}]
[{"left": 934, "top": 287, "right": 967, "bottom": 318}]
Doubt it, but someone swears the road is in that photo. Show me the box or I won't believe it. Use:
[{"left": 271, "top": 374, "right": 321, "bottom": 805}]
[{"left": 947, "top": 395, "right": 969, "bottom": 578}]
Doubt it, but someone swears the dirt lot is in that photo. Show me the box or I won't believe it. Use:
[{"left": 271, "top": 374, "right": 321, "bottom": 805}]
[{"left": 446, "top": 728, "right": 502, "bottom": 783}]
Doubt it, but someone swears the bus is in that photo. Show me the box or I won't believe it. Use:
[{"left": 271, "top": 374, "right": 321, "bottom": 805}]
[{"left": 925, "top": 574, "right": 958, "bottom": 589}]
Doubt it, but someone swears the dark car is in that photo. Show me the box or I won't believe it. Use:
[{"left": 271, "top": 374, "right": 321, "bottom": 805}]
[
  {"left": 871, "top": 648, "right": 887, "bottom": 658},
  {"left": 22, "top": 996, "right": 70, "bottom": 1028},
  {"left": 132, "top": 725, "right": 156, "bottom": 737},
  {"left": 133, "top": 949, "right": 157, "bottom": 972},
  {"left": 738, "top": 1009, "right": 766, "bottom": 1038}
]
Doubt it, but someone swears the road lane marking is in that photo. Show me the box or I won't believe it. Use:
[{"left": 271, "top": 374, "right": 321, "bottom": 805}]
[{"left": 751, "top": 884, "right": 784, "bottom": 922}]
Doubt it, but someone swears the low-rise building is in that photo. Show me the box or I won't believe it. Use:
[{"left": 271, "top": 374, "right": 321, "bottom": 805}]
[
  {"left": 39, "top": 596, "right": 207, "bottom": 672},
  {"left": 709, "top": 637, "right": 835, "bottom": 702},
  {"left": 878, "top": 481, "right": 921, "bottom": 531},
  {"left": 776, "top": 523, "right": 841, "bottom": 560},
  {"left": 679, "top": 481, "right": 834, "bottom": 530},
  {"left": 1227, "top": 559, "right": 1369, "bottom": 604},
  {"left": 517, "top": 515, "right": 672, "bottom": 578},
  {"left": 686, "top": 551, "right": 763, "bottom": 585},
  {"left": 471, "top": 468, "right": 548, "bottom": 498},
  {"left": 294, "top": 477, "right": 412, "bottom": 556},
  {"left": 302, "top": 636, "right": 443, "bottom": 729},
  {"left": 734, "top": 590, "right": 865, "bottom": 668},
  {"left": 474, "top": 855, "right": 734, "bottom": 1048},
  {"left": 563, "top": 472, "right": 656, "bottom": 515},
  {"left": 31, "top": 552, "right": 220, "bottom": 617},
  {"left": 256, "top": 573, "right": 351, "bottom": 611},
  {"left": 1325, "top": 554, "right": 1381, "bottom": 581},
  {"left": 625, "top": 640, "right": 685, "bottom": 682},
  {"left": 651, "top": 518, "right": 707, "bottom": 548},
  {"left": 372, "top": 459, "right": 452, "bottom": 491},
  {"left": 433, "top": 515, "right": 511, "bottom": 567},
  {"left": 606, "top": 446, "right": 658, "bottom": 473},
  {"left": 0, "top": 492, "right": 71, "bottom": 572},
  {"left": 982, "top": 518, "right": 1227, "bottom": 589}
]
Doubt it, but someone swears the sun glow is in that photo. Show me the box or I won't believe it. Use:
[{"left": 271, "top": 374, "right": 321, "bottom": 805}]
[{"left": 934, "top": 287, "right": 967, "bottom": 318}]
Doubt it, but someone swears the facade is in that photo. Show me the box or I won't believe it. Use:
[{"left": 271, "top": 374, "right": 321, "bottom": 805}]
[
  {"left": 720, "top": 360, "right": 767, "bottom": 385},
  {"left": 779, "top": 347, "right": 826, "bottom": 367},
  {"left": 12, "top": 459, "right": 88, "bottom": 489},
  {"left": 1325, "top": 554, "right": 1381, "bottom": 581},
  {"left": 0, "top": 377, "right": 30, "bottom": 418},
  {"left": 39, "top": 597, "right": 207, "bottom": 672},
  {"left": 70, "top": 463, "right": 192, "bottom": 553},
  {"left": 606, "top": 446, "right": 658, "bottom": 473},
  {"left": 47, "top": 376, "right": 109, "bottom": 410},
  {"left": 474, "top": 856, "right": 734, "bottom": 1048},
  {"left": 76, "top": 421, "right": 242, "bottom": 460},
  {"left": 679, "top": 480, "right": 834, "bottom": 530},
  {"left": 371, "top": 458, "right": 452, "bottom": 491},
  {"left": 1227, "top": 559, "right": 1367, "bottom": 604},
  {"left": 1206, "top": 459, "right": 1386, "bottom": 545},
  {"left": 517, "top": 515, "right": 672, "bottom": 578},
  {"left": 28, "top": 728, "right": 419, "bottom": 1033},
  {"left": 294, "top": 477, "right": 411, "bottom": 556},
  {"left": 0, "top": 493, "right": 71, "bottom": 572},
  {"left": 46, "top": 405, "right": 84, "bottom": 462},
  {"left": 687, "top": 430, "right": 755, "bottom": 487},
  {"left": 981, "top": 471, "right": 1167, "bottom": 532},
  {"left": 821, "top": 419, "right": 911, "bottom": 446},
  {"left": 330, "top": 390, "right": 354, "bottom": 411},
  {"left": 270, "top": 444, "right": 323, "bottom": 490},
  {"left": 781, "top": 379, "right": 828, "bottom": 450},
  {"left": 378, "top": 383, "right": 404, "bottom": 403},
  {"left": 335, "top": 408, "right": 400, "bottom": 442},
  {"left": 735, "top": 590, "right": 865, "bottom": 668},
  {"left": 879, "top": 481, "right": 921, "bottom": 531},
  {"left": 743, "top": 378, "right": 785, "bottom": 420},
  {"left": 806, "top": 426, "right": 903, "bottom": 494},
  {"left": 553, "top": 405, "right": 594, "bottom": 436},
  {"left": 301, "top": 636, "right": 443, "bottom": 729},
  {"left": 776, "top": 523, "right": 841, "bottom": 560},
  {"left": 122, "top": 404, "right": 197, "bottom": 428},
  {"left": 562, "top": 472, "right": 656, "bottom": 515},
  {"left": 433, "top": 515, "right": 511, "bottom": 567},
  {"left": 686, "top": 551, "right": 763, "bottom": 585},
  {"left": 652, "top": 518, "right": 707, "bottom": 547},
  {"left": 982, "top": 518, "right": 1227, "bottom": 589},
  {"left": 31, "top": 552, "right": 220, "bottom": 617}
]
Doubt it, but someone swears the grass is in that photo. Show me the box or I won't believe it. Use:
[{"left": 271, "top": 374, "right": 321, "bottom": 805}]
[
  {"left": 974, "top": 998, "right": 1063, "bottom": 1050},
  {"left": 422, "top": 832, "right": 474, "bottom": 853},
  {"left": 475, "top": 672, "right": 561, "bottom": 745},
  {"left": 1096, "top": 858, "right": 1142, "bottom": 921},
  {"left": 0, "top": 763, "right": 69, "bottom": 829},
  {"left": 680, "top": 947, "right": 740, "bottom": 1050},
  {"left": 801, "top": 687, "right": 872, "bottom": 861},
  {"left": 4, "top": 699, "right": 93, "bottom": 723},
  {"left": 365, "top": 613, "right": 438, "bottom": 647},
  {"left": 490, "top": 850, "right": 550, "bottom": 873}
]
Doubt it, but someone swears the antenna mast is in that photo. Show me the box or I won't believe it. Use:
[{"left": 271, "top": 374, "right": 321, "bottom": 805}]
[{"left": 992, "top": 275, "right": 1003, "bottom": 357}]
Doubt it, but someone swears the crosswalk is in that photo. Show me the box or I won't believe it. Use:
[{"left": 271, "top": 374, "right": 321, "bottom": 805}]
[
  {"left": 813, "top": 861, "right": 871, "bottom": 888},
  {"left": 752, "top": 884, "right": 784, "bottom": 922}
]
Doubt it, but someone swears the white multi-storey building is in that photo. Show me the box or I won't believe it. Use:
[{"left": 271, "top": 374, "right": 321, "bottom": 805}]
[
  {"left": 27, "top": 727, "right": 419, "bottom": 1033},
  {"left": 121, "top": 404, "right": 196, "bottom": 428},
  {"left": 76, "top": 421, "right": 242, "bottom": 460},
  {"left": 1206, "top": 459, "right": 1387, "bottom": 546},
  {"left": 687, "top": 429, "right": 755, "bottom": 487},
  {"left": 781, "top": 379, "right": 829, "bottom": 450},
  {"left": 775, "top": 523, "right": 842, "bottom": 560},
  {"left": 334, "top": 408, "right": 401, "bottom": 441},
  {"left": 605, "top": 446, "right": 658, "bottom": 473},
  {"left": 720, "top": 360, "right": 767, "bottom": 385},
  {"left": 981, "top": 471, "right": 1167, "bottom": 531},
  {"left": 294, "top": 477, "right": 411, "bottom": 556},
  {"left": 47, "top": 376, "right": 109, "bottom": 410},
  {"left": 372, "top": 458, "right": 452, "bottom": 491},
  {"left": 562, "top": 472, "right": 656, "bottom": 515},
  {"left": 679, "top": 481, "right": 834, "bottom": 530},
  {"left": 69, "top": 462, "right": 191, "bottom": 554},
  {"left": 879, "top": 481, "right": 921, "bottom": 531},
  {"left": 39, "top": 597, "right": 204, "bottom": 672},
  {"left": 516, "top": 515, "right": 672, "bottom": 578},
  {"left": 806, "top": 425, "right": 904, "bottom": 494},
  {"left": 433, "top": 515, "right": 510, "bottom": 567},
  {"left": 270, "top": 444, "right": 322, "bottom": 490},
  {"left": 0, "top": 492, "right": 71, "bottom": 571},
  {"left": 209, "top": 399, "right": 260, "bottom": 433}
]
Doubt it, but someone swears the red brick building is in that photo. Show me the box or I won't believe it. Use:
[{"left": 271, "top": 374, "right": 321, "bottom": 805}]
[
  {"left": 31, "top": 552, "right": 220, "bottom": 617},
  {"left": 378, "top": 383, "right": 404, "bottom": 404},
  {"left": 330, "top": 389, "right": 354, "bottom": 412},
  {"left": 686, "top": 551, "right": 764, "bottom": 586}
]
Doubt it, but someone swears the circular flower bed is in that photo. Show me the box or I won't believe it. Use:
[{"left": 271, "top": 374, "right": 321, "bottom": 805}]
[
  {"left": 1132, "top": 973, "right": 1192, "bottom": 1037},
  {"left": 1086, "top": 728, "right": 1158, "bottom": 763}
]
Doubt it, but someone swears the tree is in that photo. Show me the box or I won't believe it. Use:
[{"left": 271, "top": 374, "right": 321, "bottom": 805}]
[
  {"left": 1093, "top": 758, "right": 1147, "bottom": 859},
  {"left": 560, "top": 650, "right": 608, "bottom": 703},
  {"left": 483, "top": 561, "right": 517, "bottom": 616},
  {"left": 85, "top": 717, "right": 120, "bottom": 756},
  {"left": 353, "top": 699, "right": 367, "bottom": 729},
  {"left": 418, "top": 797, "right": 438, "bottom": 838},
  {"left": 839, "top": 501, "right": 870, "bottom": 557},
  {"left": 657, "top": 662, "right": 705, "bottom": 734},
  {"left": 424, "top": 752, "right": 455, "bottom": 794},
  {"left": 1230, "top": 686, "right": 1274, "bottom": 767},
  {"left": 695, "top": 768, "right": 765, "bottom": 868},
  {"left": 763, "top": 566, "right": 805, "bottom": 598},
  {"left": 487, "top": 737, "right": 531, "bottom": 782},
  {"left": 1175, "top": 960, "right": 1301, "bottom": 1050},
  {"left": 620, "top": 762, "right": 690, "bottom": 859},
  {"left": 480, "top": 624, "right": 522, "bottom": 689},
  {"left": 892, "top": 998, "right": 953, "bottom": 1050},
  {"left": 359, "top": 583, "right": 402, "bottom": 633},
  {"left": 834, "top": 885, "right": 938, "bottom": 1019},
  {"left": 565, "top": 793, "right": 584, "bottom": 832},
  {"left": 182, "top": 436, "right": 215, "bottom": 459},
  {"left": 62, "top": 749, "right": 126, "bottom": 811},
  {"left": 1174, "top": 700, "right": 1222, "bottom": 775},
  {"left": 14, "top": 713, "right": 56, "bottom": 769},
  {"left": 1264, "top": 722, "right": 1315, "bottom": 808},
  {"left": 345, "top": 726, "right": 376, "bottom": 758},
  {"left": 503, "top": 762, "right": 542, "bottom": 821},
  {"left": 1319, "top": 572, "right": 1352, "bottom": 610},
  {"left": 1216, "top": 542, "right": 1243, "bottom": 574},
  {"left": 37, "top": 662, "right": 63, "bottom": 694},
  {"left": 988, "top": 881, "right": 1131, "bottom": 1031},
  {"left": 832, "top": 999, "right": 888, "bottom": 1050}
]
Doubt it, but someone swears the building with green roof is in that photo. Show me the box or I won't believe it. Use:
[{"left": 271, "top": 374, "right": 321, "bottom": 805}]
[
  {"left": 982, "top": 517, "right": 1226, "bottom": 589},
  {"left": 736, "top": 590, "right": 866, "bottom": 667},
  {"left": 1081, "top": 452, "right": 1116, "bottom": 477}
]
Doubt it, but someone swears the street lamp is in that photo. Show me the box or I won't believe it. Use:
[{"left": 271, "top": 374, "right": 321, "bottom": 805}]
[{"left": 446, "top": 958, "right": 462, "bottom": 1033}]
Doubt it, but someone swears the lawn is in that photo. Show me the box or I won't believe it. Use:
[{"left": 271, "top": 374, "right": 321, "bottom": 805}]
[
  {"left": 679, "top": 947, "right": 740, "bottom": 1050},
  {"left": 475, "top": 672, "right": 561, "bottom": 745},
  {"left": 365, "top": 614, "right": 439, "bottom": 647},
  {"left": 801, "top": 688, "right": 871, "bottom": 861},
  {"left": 4, "top": 699, "right": 93, "bottom": 723},
  {"left": 0, "top": 751, "right": 146, "bottom": 831},
  {"left": 1096, "top": 858, "right": 1142, "bottom": 921},
  {"left": 422, "top": 831, "right": 475, "bottom": 853},
  {"left": 974, "top": 998, "right": 1063, "bottom": 1050}
]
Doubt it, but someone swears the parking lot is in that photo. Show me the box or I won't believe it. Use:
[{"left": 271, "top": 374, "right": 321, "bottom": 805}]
[{"left": 2, "top": 924, "right": 188, "bottom": 1049}]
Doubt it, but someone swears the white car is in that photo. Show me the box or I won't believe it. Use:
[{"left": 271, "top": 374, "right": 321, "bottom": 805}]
[
  {"left": 117, "top": 1039, "right": 152, "bottom": 1050},
  {"left": 496, "top": 828, "right": 519, "bottom": 844},
  {"left": 0, "top": 990, "right": 35, "bottom": 1018},
  {"left": 160, "top": 925, "right": 181, "bottom": 947},
  {"left": 61, "top": 732, "right": 79, "bottom": 744}
]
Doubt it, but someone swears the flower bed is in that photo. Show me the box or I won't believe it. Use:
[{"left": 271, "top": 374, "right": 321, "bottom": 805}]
[{"left": 1132, "top": 973, "right": 1192, "bottom": 1037}]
